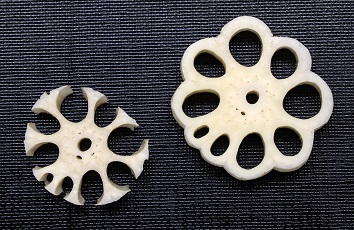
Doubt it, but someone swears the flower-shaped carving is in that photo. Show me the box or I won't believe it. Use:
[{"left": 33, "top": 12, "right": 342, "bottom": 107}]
[
  {"left": 171, "top": 16, "right": 333, "bottom": 180},
  {"left": 25, "top": 86, "right": 149, "bottom": 205}
]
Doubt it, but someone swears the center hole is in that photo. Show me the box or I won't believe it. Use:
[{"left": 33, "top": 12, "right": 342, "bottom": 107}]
[
  {"left": 246, "top": 91, "right": 259, "bottom": 104},
  {"left": 79, "top": 138, "right": 92, "bottom": 151}
]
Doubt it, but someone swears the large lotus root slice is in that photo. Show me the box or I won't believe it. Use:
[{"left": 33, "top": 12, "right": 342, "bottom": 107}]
[
  {"left": 25, "top": 86, "right": 149, "bottom": 205},
  {"left": 171, "top": 16, "right": 333, "bottom": 180}
]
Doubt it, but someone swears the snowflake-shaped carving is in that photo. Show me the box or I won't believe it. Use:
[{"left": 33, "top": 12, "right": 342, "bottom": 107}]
[
  {"left": 171, "top": 16, "right": 333, "bottom": 180},
  {"left": 25, "top": 86, "right": 149, "bottom": 205}
]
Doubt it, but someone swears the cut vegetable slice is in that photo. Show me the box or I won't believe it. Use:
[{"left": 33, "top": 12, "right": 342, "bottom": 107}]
[
  {"left": 25, "top": 86, "right": 149, "bottom": 205},
  {"left": 171, "top": 16, "right": 333, "bottom": 180}
]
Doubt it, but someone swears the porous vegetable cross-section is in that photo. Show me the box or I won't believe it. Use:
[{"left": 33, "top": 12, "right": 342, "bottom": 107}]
[
  {"left": 25, "top": 86, "right": 149, "bottom": 205},
  {"left": 171, "top": 16, "right": 333, "bottom": 180}
]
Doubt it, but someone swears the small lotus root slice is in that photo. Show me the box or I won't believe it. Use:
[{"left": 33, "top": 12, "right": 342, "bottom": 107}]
[
  {"left": 25, "top": 86, "right": 149, "bottom": 205},
  {"left": 171, "top": 16, "right": 333, "bottom": 180}
]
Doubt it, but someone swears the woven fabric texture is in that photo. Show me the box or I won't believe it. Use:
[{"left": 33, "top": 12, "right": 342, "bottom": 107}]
[{"left": 1, "top": 1, "right": 353, "bottom": 229}]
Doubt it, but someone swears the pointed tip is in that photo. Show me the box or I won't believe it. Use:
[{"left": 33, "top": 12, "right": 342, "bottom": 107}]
[
  {"left": 81, "top": 87, "right": 92, "bottom": 100},
  {"left": 80, "top": 86, "right": 90, "bottom": 91},
  {"left": 81, "top": 87, "right": 108, "bottom": 110},
  {"left": 57, "top": 86, "right": 73, "bottom": 103},
  {"left": 136, "top": 139, "right": 149, "bottom": 159},
  {"left": 24, "top": 123, "right": 47, "bottom": 156},
  {"left": 64, "top": 192, "right": 85, "bottom": 205},
  {"left": 59, "top": 85, "right": 72, "bottom": 91},
  {"left": 114, "top": 107, "right": 139, "bottom": 129},
  {"left": 95, "top": 185, "right": 130, "bottom": 206},
  {"left": 128, "top": 140, "right": 149, "bottom": 179},
  {"left": 26, "top": 122, "right": 37, "bottom": 130},
  {"left": 142, "top": 139, "right": 149, "bottom": 146},
  {"left": 32, "top": 85, "right": 73, "bottom": 115}
]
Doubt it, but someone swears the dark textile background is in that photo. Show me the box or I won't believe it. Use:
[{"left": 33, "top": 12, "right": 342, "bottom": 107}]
[{"left": 1, "top": 1, "right": 353, "bottom": 229}]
